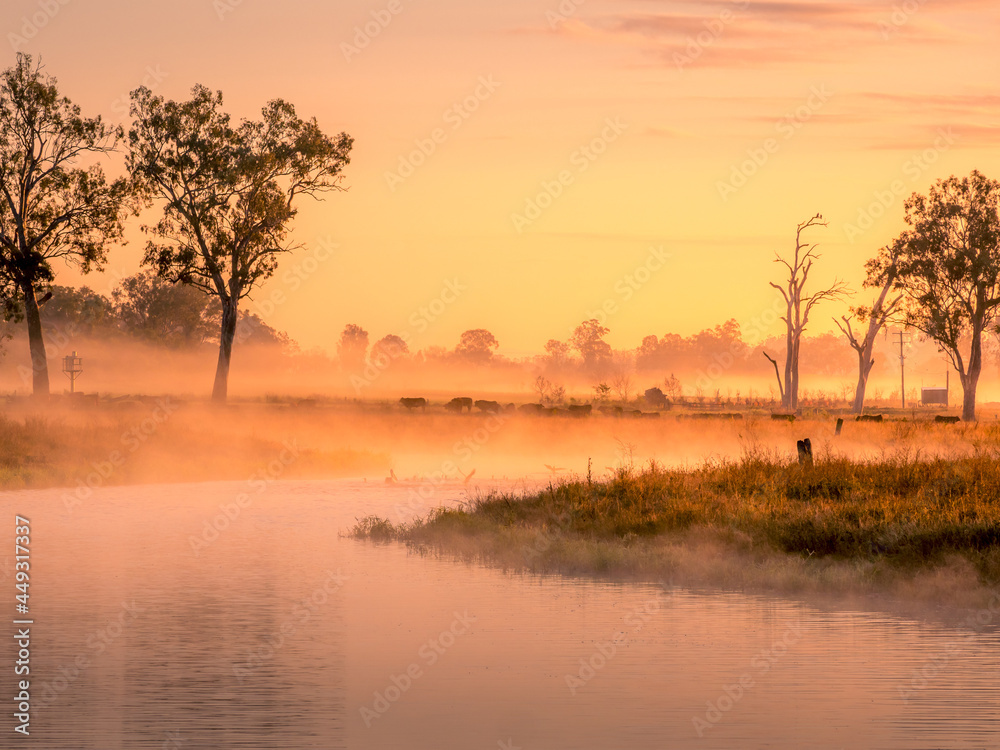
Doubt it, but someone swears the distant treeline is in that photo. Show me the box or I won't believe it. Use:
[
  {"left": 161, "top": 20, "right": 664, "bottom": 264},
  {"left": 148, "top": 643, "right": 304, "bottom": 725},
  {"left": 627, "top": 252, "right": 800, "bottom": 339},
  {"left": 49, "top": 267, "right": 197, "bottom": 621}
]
[
  {"left": 333, "top": 317, "right": 945, "bottom": 391},
  {"left": 2, "top": 272, "right": 292, "bottom": 351}
]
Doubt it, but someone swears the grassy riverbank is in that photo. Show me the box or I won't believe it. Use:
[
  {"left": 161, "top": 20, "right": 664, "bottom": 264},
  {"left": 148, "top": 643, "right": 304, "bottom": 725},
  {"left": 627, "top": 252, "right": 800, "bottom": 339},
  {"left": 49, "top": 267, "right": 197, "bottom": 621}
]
[{"left": 353, "top": 451, "right": 1000, "bottom": 603}]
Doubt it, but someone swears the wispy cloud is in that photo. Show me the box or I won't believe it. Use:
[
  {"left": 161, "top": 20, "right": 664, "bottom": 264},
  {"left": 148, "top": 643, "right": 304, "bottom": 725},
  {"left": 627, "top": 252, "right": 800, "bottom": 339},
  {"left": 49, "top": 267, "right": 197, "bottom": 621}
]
[{"left": 533, "top": 0, "right": 993, "bottom": 69}]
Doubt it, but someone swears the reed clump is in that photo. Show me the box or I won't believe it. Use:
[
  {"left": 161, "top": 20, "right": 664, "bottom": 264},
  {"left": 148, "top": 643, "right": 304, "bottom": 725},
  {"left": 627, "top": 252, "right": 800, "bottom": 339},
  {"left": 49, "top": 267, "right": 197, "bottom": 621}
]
[{"left": 352, "top": 451, "right": 1000, "bottom": 588}]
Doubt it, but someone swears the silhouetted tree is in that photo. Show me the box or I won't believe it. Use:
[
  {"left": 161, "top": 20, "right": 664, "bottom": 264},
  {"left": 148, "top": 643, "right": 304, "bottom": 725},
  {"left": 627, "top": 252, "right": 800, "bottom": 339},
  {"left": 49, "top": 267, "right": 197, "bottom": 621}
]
[
  {"left": 663, "top": 373, "right": 682, "bottom": 401},
  {"left": 371, "top": 334, "right": 409, "bottom": 363},
  {"left": 544, "top": 338, "right": 572, "bottom": 368},
  {"left": 127, "top": 84, "right": 352, "bottom": 402},
  {"left": 871, "top": 171, "right": 1000, "bottom": 421},
  {"left": 611, "top": 370, "right": 633, "bottom": 405},
  {"left": 233, "top": 312, "right": 293, "bottom": 350},
  {"left": 40, "top": 285, "right": 114, "bottom": 336},
  {"left": 113, "top": 271, "right": 216, "bottom": 346},
  {"left": 769, "top": 214, "right": 849, "bottom": 410},
  {"left": 337, "top": 324, "right": 368, "bottom": 371},
  {"left": 0, "top": 54, "right": 130, "bottom": 397},
  {"left": 455, "top": 328, "right": 498, "bottom": 364},
  {"left": 570, "top": 319, "right": 611, "bottom": 372},
  {"left": 835, "top": 242, "right": 902, "bottom": 414}
]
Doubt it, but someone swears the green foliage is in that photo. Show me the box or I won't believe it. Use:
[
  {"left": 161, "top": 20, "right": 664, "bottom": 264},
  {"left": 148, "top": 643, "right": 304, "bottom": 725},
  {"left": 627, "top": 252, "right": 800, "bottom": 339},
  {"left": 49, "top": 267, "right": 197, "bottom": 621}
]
[
  {"left": 0, "top": 54, "right": 132, "bottom": 392},
  {"left": 127, "top": 83, "right": 353, "bottom": 398},
  {"left": 112, "top": 270, "right": 216, "bottom": 346},
  {"left": 0, "top": 55, "right": 130, "bottom": 288},
  {"left": 872, "top": 171, "right": 1000, "bottom": 419},
  {"left": 350, "top": 515, "right": 397, "bottom": 543}
]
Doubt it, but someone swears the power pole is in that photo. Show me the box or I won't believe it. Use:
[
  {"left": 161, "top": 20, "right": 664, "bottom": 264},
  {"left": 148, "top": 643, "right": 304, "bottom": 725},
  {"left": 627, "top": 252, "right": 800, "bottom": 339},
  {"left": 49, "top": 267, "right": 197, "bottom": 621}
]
[{"left": 894, "top": 331, "right": 909, "bottom": 408}]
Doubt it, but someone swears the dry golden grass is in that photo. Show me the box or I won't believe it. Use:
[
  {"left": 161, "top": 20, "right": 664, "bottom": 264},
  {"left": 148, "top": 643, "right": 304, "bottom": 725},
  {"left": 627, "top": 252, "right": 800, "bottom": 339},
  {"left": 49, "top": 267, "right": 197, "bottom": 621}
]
[{"left": 353, "top": 444, "right": 1000, "bottom": 603}]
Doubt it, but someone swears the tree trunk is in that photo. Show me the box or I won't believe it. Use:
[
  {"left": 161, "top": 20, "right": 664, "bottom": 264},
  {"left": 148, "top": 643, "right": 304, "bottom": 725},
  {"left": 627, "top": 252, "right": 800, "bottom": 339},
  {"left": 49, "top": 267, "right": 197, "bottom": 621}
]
[
  {"left": 212, "top": 299, "right": 239, "bottom": 403},
  {"left": 20, "top": 280, "right": 50, "bottom": 399},
  {"left": 852, "top": 348, "right": 875, "bottom": 414},
  {"left": 789, "top": 337, "right": 800, "bottom": 411},
  {"left": 782, "top": 330, "right": 793, "bottom": 409},
  {"left": 961, "top": 373, "right": 978, "bottom": 422},
  {"left": 962, "top": 333, "right": 983, "bottom": 422}
]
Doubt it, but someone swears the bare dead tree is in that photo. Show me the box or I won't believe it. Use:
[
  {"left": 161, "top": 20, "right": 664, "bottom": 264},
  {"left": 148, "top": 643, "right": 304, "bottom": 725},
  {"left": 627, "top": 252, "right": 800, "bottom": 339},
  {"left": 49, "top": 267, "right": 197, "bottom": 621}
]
[
  {"left": 761, "top": 351, "right": 784, "bottom": 406},
  {"left": 834, "top": 243, "right": 902, "bottom": 414},
  {"left": 770, "top": 214, "right": 850, "bottom": 411},
  {"left": 611, "top": 370, "right": 633, "bottom": 406}
]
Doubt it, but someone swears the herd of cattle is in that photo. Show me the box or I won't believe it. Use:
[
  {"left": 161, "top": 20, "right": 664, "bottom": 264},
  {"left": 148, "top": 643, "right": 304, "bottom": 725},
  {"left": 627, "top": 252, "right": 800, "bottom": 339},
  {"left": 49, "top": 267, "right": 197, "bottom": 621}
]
[
  {"left": 398, "top": 397, "right": 663, "bottom": 418},
  {"left": 396, "top": 397, "right": 965, "bottom": 423}
]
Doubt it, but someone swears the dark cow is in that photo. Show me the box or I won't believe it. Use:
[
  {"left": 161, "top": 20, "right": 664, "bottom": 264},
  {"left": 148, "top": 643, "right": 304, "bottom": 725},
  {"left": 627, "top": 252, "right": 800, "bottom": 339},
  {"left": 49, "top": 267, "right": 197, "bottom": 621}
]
[
  {"left": 934, "top": 415, "right": 961, "bottom": 424},
  {"left": 504, "top": 403, "right": 516, "bottom": 413},
  {"left": 518, "top": 403, "right": 545, "bottom": 415},
  {"left": 567, "top": 404, "right": 593, "bottom": 417},
  {"left": 445, "top": 397, "right": 474, "bottom": 413},
  {"left": 599, "top": 406, "right": 624, "bottom": 417},
  {"left": 771, "top": 414, "right": 796, "bottom": 422},
  {"left": 444, "top": 397, "right": 474, "bottom": 413},
  {"left": 399, "top": 397, "right": 427, "bottom": 411},
  {"left": 856, "top": 414, "right": 883, "bottom": 423},
  {"left": 474, "top": 399, "right": 502, "bottom": 414},
  {"left": 639, "top": 412, "right": 661, "bottom": 419}
]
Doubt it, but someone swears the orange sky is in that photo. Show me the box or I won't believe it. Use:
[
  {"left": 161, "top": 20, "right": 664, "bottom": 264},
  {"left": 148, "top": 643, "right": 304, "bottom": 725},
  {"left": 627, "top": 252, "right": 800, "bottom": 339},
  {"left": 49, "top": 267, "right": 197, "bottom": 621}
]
[{"left": 6, "top": 0, "right": 999, "bottom": 356}]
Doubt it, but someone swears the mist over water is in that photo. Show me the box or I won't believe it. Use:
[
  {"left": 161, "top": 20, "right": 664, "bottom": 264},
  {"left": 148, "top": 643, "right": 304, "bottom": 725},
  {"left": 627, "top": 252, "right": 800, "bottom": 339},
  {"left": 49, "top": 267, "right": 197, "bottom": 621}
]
[{"left": 1, "top": 480, "right": 997, "bottom": 749}]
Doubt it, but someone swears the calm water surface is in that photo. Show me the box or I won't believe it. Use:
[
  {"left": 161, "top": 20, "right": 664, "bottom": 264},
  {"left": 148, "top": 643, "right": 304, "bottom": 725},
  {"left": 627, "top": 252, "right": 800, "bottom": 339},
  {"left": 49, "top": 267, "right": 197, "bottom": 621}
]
[{"left": 0, "top": 479, "right": 997, "bottom": 749}]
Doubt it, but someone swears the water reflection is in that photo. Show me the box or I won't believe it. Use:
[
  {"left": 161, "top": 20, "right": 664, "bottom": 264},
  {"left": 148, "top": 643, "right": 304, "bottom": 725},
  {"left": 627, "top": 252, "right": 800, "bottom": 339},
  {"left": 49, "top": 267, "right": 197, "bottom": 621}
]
[{"left": 0, "top": 480, "right": 996, "bottom": 749}]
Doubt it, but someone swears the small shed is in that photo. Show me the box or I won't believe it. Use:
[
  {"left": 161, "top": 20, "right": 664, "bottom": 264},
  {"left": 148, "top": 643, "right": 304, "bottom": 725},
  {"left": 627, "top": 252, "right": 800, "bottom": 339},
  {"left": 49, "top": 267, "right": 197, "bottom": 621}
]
[{"left": 921, "top": 387, "right": 948, "bottom": 406}]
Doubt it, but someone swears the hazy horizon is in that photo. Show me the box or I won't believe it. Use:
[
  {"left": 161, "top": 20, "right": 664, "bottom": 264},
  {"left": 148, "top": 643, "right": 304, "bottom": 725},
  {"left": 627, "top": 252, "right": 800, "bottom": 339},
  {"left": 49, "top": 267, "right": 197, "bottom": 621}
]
[{"left": 4, "top": 0, "right": 997, "bottom": 357}]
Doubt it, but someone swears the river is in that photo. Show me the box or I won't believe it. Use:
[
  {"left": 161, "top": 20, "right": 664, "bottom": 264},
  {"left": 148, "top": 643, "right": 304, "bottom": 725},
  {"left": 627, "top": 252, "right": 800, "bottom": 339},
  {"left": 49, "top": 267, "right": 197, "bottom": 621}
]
[{"left": 0, "top": 479, "right": 997, "bottom": 748}]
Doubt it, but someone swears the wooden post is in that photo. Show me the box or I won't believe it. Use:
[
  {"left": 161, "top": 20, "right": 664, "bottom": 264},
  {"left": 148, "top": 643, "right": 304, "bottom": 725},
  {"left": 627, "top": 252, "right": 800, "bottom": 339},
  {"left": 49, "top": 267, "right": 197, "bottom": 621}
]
[
  {"left": 797, "top": 438, "right": 813, "bottom": 468},
  {"left": 835, "top": 418, "right": 844, "bottom": 436}
]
